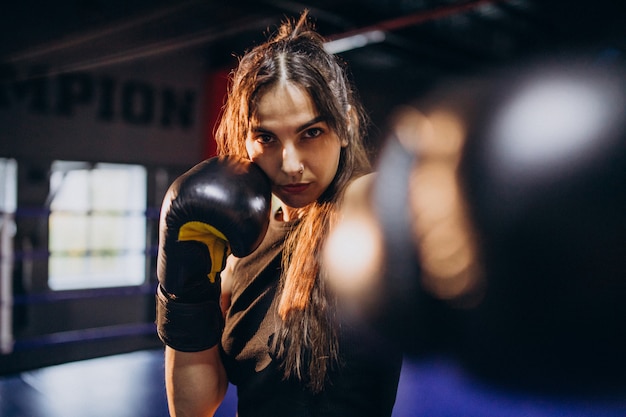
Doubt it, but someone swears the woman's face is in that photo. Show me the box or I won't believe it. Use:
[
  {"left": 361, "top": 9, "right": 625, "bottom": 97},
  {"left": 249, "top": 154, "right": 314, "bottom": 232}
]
[{"left": 246, "top": 82, "right": 346, "bottom": 211}]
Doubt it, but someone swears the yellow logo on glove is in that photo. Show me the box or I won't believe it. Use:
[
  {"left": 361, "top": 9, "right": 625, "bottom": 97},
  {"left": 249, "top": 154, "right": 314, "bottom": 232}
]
[{"left": 178, "top": 221, "right": 230, "bottom": 283}]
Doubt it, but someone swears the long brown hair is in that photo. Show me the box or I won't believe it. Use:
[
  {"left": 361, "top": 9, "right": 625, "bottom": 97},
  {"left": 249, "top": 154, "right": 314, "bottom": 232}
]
[{"left": 215, "top": 11, "right": 371, "bottom": 392}]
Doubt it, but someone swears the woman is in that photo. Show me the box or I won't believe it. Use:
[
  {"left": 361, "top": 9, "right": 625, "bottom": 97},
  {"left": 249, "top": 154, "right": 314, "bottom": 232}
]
[{"left": 165, "top": 11, "right": 402, "bottom": 417}]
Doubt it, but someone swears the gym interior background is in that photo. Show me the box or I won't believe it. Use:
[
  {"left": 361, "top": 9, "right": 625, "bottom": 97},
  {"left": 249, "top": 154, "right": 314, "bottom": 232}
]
[{"left": 1, "top": 1, "right": 625, "bottom": 416}]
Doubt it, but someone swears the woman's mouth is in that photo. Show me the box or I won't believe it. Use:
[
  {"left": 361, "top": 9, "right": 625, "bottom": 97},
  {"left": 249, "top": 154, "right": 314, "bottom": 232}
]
[{"left": 281, "top": 183, "right": 310, "bottom": 194}]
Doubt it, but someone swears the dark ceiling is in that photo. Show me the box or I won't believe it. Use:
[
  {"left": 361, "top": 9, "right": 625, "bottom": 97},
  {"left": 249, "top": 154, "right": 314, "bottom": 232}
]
[{"left": 2, "top": 0, "right": 626, "bottom": 137}]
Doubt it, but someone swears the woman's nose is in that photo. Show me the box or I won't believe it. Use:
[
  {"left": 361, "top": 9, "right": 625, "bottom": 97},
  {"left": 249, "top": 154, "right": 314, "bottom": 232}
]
[{"left": 282, "top": 146, "right": 303, "bottom": 177}]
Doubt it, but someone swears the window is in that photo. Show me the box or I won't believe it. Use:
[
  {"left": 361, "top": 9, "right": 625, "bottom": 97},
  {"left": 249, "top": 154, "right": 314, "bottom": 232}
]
[
  {"left": 0, "top": 158, "right": 17, "bottom": 353},
  {"left": 0, "top": 158, "right": 17, "bottom": 215},
  {"left": 48, "top": 161, "right": 147, "bottom": 290}
]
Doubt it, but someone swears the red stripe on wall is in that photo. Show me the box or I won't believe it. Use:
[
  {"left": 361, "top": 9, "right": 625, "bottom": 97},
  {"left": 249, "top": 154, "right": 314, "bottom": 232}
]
[{"left": 203, "top": 68, "right": 230, "bottom": 159}]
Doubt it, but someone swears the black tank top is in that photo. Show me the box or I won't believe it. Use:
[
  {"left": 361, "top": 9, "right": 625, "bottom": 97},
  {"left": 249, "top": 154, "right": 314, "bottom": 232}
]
[{"left": 220, "top": 214, "right": 402, "bottom": 417}]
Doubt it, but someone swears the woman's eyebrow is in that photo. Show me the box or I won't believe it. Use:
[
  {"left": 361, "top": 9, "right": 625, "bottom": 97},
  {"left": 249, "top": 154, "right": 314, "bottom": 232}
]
[
  {"left": 296, "top": 116, "right": 326, "bottom": 133},
  {"left": 251, "top": 126, "right": 272, "bottom": 134},
  {"left": 251, "top": 116, "right": 326, "bottom": 134}
]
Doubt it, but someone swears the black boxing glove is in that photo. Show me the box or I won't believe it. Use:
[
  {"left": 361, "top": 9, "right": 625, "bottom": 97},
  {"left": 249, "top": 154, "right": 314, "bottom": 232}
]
[{"left": 156, "top": 156, "right": 271, "bottom": 351}]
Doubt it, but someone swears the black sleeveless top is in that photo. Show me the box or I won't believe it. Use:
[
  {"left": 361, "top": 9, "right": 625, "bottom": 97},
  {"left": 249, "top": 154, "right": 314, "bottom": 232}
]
[{"left": 220, "top": 214, "right": 402, "bottom": 417}]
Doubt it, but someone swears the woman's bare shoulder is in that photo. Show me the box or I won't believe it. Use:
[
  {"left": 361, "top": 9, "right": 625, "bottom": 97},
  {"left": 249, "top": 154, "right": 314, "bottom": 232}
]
[{"left": 342, "top": 172, "right": 376, "bottom": 209}]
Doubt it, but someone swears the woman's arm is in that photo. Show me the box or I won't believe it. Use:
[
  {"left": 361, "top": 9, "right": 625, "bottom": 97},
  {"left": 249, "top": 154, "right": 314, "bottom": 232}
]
[
  {"left": 165, "top": 346, "right": 228, "bottom": 417},
  {"left": 164, "top": 253, "right": 237, "bottom": 417},
  {"left": 220, "top": 254, "right": 236, "bottom": 315},
  {"left": 324, "top": 172, "right": 383, "bottom": 303}
]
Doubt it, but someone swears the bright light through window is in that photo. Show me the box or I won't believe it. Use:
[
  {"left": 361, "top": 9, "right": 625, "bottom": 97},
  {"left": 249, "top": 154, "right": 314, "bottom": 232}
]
[
  {"left": 48, "top": 161, "right": 147, "bottom": 290},
  {"left": 0, "top": 158, "right": 17, "bottom": 353},
  {"left": 0, "top": 158, "right": 17, "bottom": 214}
]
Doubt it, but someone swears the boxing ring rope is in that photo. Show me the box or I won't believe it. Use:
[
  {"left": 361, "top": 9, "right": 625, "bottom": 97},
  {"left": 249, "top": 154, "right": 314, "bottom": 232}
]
[{"left": 0, "top": 206, "right": 162, "bottom": 355}]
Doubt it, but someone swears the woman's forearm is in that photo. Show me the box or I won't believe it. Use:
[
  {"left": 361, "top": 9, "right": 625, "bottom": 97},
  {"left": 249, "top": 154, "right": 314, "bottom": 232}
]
[{"left": 165, "top": 346, "right": 228, "bottom": 417}]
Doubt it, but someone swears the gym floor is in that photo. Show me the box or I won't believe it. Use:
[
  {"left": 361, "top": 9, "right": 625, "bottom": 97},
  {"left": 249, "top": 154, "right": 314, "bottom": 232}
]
[{"left": 1, "top": 349, "right": 624, "bottom": 417}]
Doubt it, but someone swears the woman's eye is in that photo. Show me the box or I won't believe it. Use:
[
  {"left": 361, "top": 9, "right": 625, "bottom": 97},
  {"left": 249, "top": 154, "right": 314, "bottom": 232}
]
[
  {"left": 256, "top": 134, "right": 275, "bottom": 144},
  {"left": 303, "top": 127, "right": 323, "bottom": 138}
]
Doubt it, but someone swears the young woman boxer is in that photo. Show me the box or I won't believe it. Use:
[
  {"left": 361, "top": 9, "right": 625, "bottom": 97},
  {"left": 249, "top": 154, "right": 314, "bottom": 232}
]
[{"left": 158, "top": 11, "right": 402, "bottom": 417}]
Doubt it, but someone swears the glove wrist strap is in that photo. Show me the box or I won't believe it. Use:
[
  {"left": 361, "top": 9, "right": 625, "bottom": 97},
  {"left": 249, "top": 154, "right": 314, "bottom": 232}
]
[{"left": 155, "top": 284, "right": 223, "bottom": 351}]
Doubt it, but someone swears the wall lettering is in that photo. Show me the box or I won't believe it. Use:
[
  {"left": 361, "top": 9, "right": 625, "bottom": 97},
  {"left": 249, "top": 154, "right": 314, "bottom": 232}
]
[{"left": 0, "top": 65, "right": 197, "bottom": 129}]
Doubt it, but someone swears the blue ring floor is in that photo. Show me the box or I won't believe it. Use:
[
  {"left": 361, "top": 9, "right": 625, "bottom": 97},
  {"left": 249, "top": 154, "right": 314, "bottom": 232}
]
[{"left": 1, "top": 349, "right": 624, "bottom": 417}]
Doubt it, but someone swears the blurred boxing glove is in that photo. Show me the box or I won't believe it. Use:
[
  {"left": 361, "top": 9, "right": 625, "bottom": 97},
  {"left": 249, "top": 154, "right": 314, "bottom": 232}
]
[
  {"left": 458, "top": 57, "right": 626, "bottom": 387},
  {"left": 156, "top": 156, "right": 272, "bottom": 352},
  {"left": 328, "top": 55, "right": 626, "bottom": 389}
]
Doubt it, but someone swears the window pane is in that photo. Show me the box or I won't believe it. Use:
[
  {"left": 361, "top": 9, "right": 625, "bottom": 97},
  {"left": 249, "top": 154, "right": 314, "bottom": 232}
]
[
  {"left": 89, "top": 214, "right": 146, "bottom": 251},
  {"left": 0, "top": 158, "right": 17, "bottom": 213},
  {"left": 50, "top": 168, "right": 90, "bottom": 212},
  {"left": 49, "top": 212, "right": 89, "bottom": 251},
  {"left": 48, "top": 162, "right": 147, "bottom": 290},
  {"left": 0, "top": 158, "right": 17, "bottom": 353},
  {"left": 91, "top": 164, "right": 146, "bottom": 212},
  {"left": 48, "top": 253, "right": 146, "bottom": 290}
]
